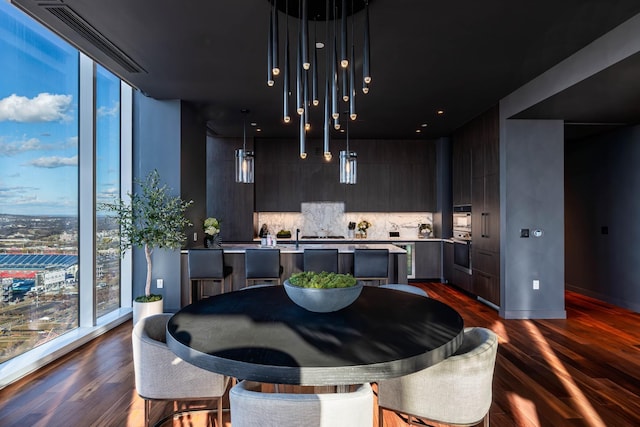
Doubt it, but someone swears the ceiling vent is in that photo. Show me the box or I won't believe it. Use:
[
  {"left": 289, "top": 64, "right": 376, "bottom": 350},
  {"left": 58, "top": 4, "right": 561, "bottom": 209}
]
[{"left": 42, "top": 4, "right": 145, "bottom": 74}]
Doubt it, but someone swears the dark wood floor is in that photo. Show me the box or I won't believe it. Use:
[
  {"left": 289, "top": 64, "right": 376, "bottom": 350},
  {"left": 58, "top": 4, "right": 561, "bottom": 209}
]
[{"left": 1, "top": 282, "right": 639, "bottom": 427}]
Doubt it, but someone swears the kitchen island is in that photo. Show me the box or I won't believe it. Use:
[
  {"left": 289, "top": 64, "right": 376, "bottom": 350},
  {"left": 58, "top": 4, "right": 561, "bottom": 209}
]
[{"left": 180, "top": 243, "right": 407, "bottom": 306}]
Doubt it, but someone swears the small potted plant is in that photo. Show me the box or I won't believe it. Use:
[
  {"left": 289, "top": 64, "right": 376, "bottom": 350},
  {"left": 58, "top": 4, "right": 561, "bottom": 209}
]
[
  {"left": 357, "top": 220, "right": 371, "bottom": 239},
  {"left": 100, "top": 169, "right": 193, "bottom": 323},
  {"left": 284, "top": 271, "right": 363, "bottom": 312},
  {"left": 203, "top": 217, "right": 221, "bottom": 248}
]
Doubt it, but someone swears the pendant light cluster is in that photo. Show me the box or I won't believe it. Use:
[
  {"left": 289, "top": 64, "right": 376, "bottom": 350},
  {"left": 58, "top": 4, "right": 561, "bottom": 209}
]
[
  {"left": 235, "top": 109, "right": 255, "bottom": 184},
  {"left": 267, "top": 0, "right": 372, "bottom": 184}
]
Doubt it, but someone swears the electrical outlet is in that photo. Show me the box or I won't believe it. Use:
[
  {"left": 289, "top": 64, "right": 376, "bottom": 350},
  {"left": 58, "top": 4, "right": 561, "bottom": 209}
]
[
  {"left": 193, "top": 232, "right": 198, "bottom": 242},
  {"left": 157, "top": 278, "right": 164, "bottom": 289},
  {"left": 533, "top": 279, "right": 539, "bottom": 290}
]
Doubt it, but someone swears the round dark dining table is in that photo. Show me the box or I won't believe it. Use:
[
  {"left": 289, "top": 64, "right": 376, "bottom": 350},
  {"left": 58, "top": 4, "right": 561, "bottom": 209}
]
[{"left": 166, "top": 285, "right": 464, "bottom": 386}]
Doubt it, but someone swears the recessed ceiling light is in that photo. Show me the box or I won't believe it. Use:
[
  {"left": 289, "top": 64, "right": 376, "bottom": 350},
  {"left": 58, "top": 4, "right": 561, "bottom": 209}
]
[
  {"left": 256, "top": 128, "right": 262, "bottom": 132},
  {"left": 316, "top": 42, "right": 325, "bottom": 49},
  {"left": 421, "top": 123, "right": 428, "bottom": 127},
  {"left": 416, "top": 129, "right": 422, "bottom": 133},
  {"left": 251, "top": 122, "right": 257, "bottom": 126},
  {"left": 437, "top": 110, "right": 444, "bottom": 115}
]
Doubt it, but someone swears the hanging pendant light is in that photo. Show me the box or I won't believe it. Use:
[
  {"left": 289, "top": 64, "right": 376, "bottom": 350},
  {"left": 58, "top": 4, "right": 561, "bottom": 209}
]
[
  {"left": 349, "top": 3, "right": 357, "bottom": 120},
  {"left": 312, "top": 21, "right": 319, "bottom": 106},
  {"left": 340, "top": 118, "right": 357, "bottom": 184},
  {"left": 235, "top": 110, "right": 254, "bottom": 184},
  {"left": 267, "top": 3, "right": 275, "bottom": 87},
  {"left": 331, "top": 3, "right": 339, "bottom": 121},
  {"left": 300, "top": 109, "right": 307, "bottom": 159},
  {"left": 340, "top": 0, "right": 349, "bottom": 69},
  {"left": 272, "top": 0, "right": 280, "bottom": 76},
  {"left": 323, "top": 0, "right": 332, "bottom": 161},
  {"left": 301, "top": 0, "right": 310, "bottom": 70},
  {"left": 283, "top": 10, "right": 291, "bottom": 123},
  {"left": 363, "top": 0, "right": 371, "bottom": 85},
  {"left": 265, "top": 0, "right": 372, "bottom": 160}
]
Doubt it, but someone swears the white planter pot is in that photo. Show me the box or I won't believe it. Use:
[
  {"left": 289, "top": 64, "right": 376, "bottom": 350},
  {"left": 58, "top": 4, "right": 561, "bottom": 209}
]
[{"left": 132, "top": 298, "right": 164, "bottom": 324}]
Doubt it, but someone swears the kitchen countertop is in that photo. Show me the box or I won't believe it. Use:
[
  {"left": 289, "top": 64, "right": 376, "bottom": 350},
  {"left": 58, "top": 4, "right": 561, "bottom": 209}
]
[
  {"left": 219, "top": 242, "right": 406, "bottom": 254},
  {"left": 252, "top": 237, "right": 447, "bottom": 243}
]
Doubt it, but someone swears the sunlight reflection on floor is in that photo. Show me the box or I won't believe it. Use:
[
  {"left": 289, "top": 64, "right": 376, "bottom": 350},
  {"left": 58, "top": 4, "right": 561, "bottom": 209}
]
[
  {"left": 507, "top": 392, "right": 540, "bottom": 426},
  {"left": 491, "top": 319, "right": 509, "bottom": 343},
  {"left": 523, "top": 321, "right": 606, "bottom": 427}
]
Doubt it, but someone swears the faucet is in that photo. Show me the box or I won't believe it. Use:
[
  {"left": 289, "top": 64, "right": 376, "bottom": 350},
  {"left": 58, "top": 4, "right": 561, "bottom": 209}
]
[{"left": 296, "top": 228, "right": 300, "bottom": 248}]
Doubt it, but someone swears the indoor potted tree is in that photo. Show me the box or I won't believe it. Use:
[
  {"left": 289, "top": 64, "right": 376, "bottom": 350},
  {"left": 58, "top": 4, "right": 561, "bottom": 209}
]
[{"left": 100, "top": 169, "right": 193, "bottom": 323}]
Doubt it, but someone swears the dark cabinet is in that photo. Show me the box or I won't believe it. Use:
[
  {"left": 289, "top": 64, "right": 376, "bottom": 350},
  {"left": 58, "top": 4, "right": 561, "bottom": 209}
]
[
  {"left": 472, "top": 173, "right": 499, "bottom": 253},
  {"left": 470, "top": 106, "right": 500, "bottom": 306},
  {"left": 443, "top": 241, "right": 453, "bottom": 283},
  {"left": 207, "top": 136, "right": 255, "bottom": 241},
  {"left": 255, "top": 138, "right": 437, "bottom": 212},
  {"left": 414, "top": 241, "right": 441, "bottom": 280},
  {"left": 471, "top": 247, "right": 500, "bottom": 305},
  {"left": 452, "top": 134, "right": 472, "bottom": 206},
  {"left": 341, "top": 139, "right": 436, "bottom": 212},
  {"left": 344, "top": 163, "right": 390, "bottom": 211}
]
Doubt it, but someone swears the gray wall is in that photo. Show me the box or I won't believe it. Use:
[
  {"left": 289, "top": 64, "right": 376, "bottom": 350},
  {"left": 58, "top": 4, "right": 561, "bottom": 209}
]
[
  {"left": 132, "top": 93, "right": 183, "bottom": 312},
  {"left": 180, "top": 101, "right": 207, "bottom": 249},
  {"left": 565, "top": 125, "right": 640, "bottom": 312},
  {"left": 500, "top": 119, "right": 566, "bottom": 319}
]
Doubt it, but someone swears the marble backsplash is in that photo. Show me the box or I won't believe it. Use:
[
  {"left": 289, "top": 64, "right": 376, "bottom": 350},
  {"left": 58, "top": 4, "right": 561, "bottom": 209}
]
[{"left": 256, "top": 202, "right": 432, "bottom": 240}]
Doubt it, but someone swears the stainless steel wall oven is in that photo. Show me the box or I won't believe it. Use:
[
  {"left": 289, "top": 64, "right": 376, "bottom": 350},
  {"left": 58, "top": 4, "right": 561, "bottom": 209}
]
[{"left": 452, "top": 205, "right": 472, "bottom": 274}]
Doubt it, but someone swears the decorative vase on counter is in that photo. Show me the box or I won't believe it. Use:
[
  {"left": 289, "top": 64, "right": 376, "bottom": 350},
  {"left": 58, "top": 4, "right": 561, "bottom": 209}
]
[{"left": 204, "top": 233, "right": 222, "bottom": 248}]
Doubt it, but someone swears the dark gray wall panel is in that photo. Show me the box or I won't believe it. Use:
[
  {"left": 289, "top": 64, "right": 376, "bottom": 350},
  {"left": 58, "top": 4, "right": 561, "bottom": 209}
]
[
  {"left": 565, "top": 125, "right": 640, "bottom": 312},
  {"left": 180, "top": 101, "right": 207, "bottom": 249},
  {"left": 133, "top": 93, "right": 182, "bottom": 312},
  {"left": 500, "top": 119, "right": 566, "bottom": 319}
]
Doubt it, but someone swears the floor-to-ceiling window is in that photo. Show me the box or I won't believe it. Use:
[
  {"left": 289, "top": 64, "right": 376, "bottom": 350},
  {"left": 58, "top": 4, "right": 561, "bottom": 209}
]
[
  {"left": 95, "top": 65, "right": 121, "bottom": 318},
  {"left": 0, "top": 2, "right": 130, "bottom": 368}
]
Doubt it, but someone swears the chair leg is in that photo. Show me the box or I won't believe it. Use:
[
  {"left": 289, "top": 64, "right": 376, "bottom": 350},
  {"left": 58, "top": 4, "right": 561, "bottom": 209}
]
[
  {"left": 144, "top": 399, "right": 151, "bottom": 427},
  {"left": 217, "top": 396, "right": 223, "bottom": 427},
  {"left": 378, "top": 406, "right": 384, "bottom": 427},
  {"left": 483, "top": 412, "right": 490, "bottom": 427}
]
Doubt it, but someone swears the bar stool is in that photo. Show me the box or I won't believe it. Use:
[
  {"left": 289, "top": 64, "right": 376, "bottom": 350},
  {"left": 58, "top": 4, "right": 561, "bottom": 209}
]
[
  {"left": 245, "top": 248, "right": 282, "bottom": 287},
  {"left": 303, "top": 248, "right": 339, "bottom": 273},
  {"left": 353, "top": 248, "right": 389, "bottom": 286},
  {"left": 188, "top": 249, "right": 232, "bottom": 301}
]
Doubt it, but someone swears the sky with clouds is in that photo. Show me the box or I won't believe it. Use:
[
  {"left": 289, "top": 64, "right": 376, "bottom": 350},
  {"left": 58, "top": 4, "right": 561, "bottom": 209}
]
[{"left": 0, "top": 3, "right": 120, "bottom": 216}]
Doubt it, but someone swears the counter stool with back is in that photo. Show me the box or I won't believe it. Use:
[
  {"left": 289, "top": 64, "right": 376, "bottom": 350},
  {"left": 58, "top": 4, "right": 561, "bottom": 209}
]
[
  {"left": 188, "top": 248, "right": 232, "bottom": 301},
  {"left": 353, "top": 248, "right": 389, "bottom": 286}
]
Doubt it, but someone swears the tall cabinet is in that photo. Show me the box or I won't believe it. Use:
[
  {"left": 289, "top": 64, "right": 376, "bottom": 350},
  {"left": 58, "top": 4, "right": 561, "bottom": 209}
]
[{"left": 470, "top": 106, "right": 500, "bottom": 306}]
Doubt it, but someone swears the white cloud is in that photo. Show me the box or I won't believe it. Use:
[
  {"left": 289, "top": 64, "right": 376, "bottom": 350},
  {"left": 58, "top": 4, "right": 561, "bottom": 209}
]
[
  {"left": 0, "top": 137, "right": 49, "bottom": 156},
  {"left": 27, "top": 155, "right": 78, "bottom": 168},
  {"left": 0, "top": 136, "right": 70, "bottom": 156},
  {"left": 97, "top": 101, "right": 120, "bottom": 118},
  {"left": 0, "top": 93, "right": 73, "bottom": 122}
]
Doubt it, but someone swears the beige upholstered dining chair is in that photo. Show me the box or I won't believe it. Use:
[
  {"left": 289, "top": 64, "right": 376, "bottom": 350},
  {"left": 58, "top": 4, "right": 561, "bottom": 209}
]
[
  {"left": 378, "top": 327, "right": 498, "bottom": 427},
  {"left": 132, "top": 314, "right": 230, "bottom": 427},
  {"left": 230, "top": 380, "right": 374, "bottom": 427}
]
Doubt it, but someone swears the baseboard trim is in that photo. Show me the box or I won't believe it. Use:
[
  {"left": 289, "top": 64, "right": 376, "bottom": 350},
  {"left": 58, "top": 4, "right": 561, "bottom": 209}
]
[{"left": 500, "top": 309, "right": 567, "bottom": 319}]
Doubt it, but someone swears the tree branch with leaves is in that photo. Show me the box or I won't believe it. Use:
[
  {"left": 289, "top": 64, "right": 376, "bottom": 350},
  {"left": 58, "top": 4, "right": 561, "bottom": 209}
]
[{"left": 99, "top": 170, "right": 193, "bottom": 301}]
